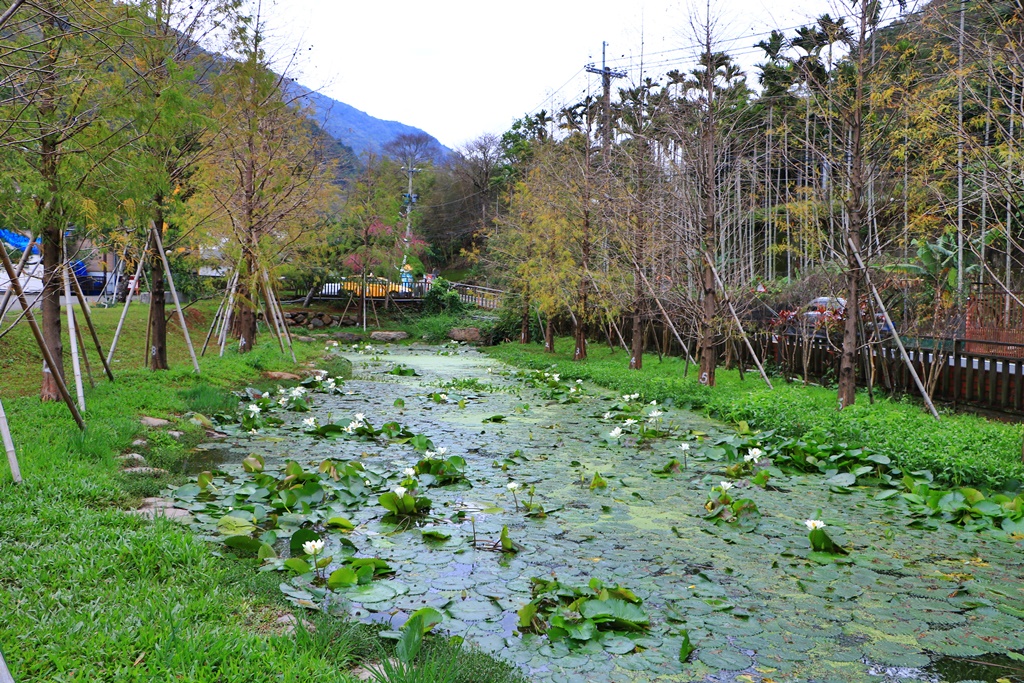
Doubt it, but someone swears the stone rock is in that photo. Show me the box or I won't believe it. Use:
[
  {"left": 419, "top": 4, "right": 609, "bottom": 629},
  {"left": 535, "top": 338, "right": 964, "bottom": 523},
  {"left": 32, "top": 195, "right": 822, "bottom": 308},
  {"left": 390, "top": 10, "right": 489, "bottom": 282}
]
[
  {"left": 449, "top": 327, "right": 483, "bottom": 343},
  {"left": 118, "top": 453, "right": 148, "bottom": 468},
  {"left": 332, "top": 332, "right": 362, "bottom": 341},
  {"left": 122, "top": 467, "right": 169, "bottom": 477},
  {"left": 140, "top": 416, "right": 170, "bottom": 428},
  {"left": 263, "top": 371, "right": 302, "bottom": 381},
  {"left": 310, "top": 318, "right": 325, "bottom": 329},
  {"left": 131, "top": 438, "right": 148, "bottom": 448},
  {"left": 167, "top": 430, "right": 185, "bottom": 440},
  {"left": 369, "top": 331, "right": 408, "bottom": 342},
  {"left": 293, "top": 336, "right": 315, "bottom": 343},
  {"left": 275, "top": 614, "right": 316, "bottom": 635},
  {"left": 128, "top": 497, "right": 192, "bottom": 522},
  {"left": 188, "top": 413, "right": 214, "bottom": 429}
]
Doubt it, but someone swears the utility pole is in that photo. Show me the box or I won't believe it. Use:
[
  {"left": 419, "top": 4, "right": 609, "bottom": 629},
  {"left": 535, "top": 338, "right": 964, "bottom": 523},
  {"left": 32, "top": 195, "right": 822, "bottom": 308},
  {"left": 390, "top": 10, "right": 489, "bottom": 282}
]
[
  {"left": 401, "top": 165, "right": 420, "bottom": 241},
  {"left": 586, "top": 41, "right": 627, "bottom": 163}
]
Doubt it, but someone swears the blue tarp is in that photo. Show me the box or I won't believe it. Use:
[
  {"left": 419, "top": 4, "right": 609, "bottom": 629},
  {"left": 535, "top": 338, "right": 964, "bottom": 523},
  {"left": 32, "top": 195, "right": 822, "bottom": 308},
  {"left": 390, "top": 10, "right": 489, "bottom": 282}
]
[{"left": 0, "top": 228, "right": 88, "bottom": 278}]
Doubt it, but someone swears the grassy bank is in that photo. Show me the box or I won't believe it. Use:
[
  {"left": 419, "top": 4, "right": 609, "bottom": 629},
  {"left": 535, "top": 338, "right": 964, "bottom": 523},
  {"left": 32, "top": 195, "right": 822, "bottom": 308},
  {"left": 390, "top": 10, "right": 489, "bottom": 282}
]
[
  {"left": 487, "top": 341, "right": 1024, "bottom": 489},
  {"left": 0, "top": 305, "right": 524, "bottom": 683}
]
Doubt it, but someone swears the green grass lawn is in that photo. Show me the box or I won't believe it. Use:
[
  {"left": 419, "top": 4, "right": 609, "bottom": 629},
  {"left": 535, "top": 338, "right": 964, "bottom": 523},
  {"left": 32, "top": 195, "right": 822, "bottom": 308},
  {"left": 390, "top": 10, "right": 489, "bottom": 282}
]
[
  {"left": 0, "top": 303, "right": 525, "bottom": 683},
  {"left": 487, "top": 340, "right": 1024, "bottom": 490}
]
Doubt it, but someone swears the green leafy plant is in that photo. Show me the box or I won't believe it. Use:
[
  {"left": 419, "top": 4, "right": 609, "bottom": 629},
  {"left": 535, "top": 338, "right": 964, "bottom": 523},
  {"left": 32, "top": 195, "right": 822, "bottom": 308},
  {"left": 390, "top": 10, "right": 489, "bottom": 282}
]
[{"left": 517, "top": 576, "right": 649, "bottom": 654}]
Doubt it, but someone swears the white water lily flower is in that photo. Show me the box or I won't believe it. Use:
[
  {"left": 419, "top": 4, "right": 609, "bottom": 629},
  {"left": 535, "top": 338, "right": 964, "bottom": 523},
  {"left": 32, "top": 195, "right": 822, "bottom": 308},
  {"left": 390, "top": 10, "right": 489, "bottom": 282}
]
[
  {"left": 302, "top": 539, "right": 325, "bottom": 556},
  {"left": 423, "top": 450, "right": 436, "bottom": 459},
  {"left": 507, "top": 482, "right": 519, "bottom": 491},
  {"left": 393, "top": 486, "right": 408, "bottom": 498},
  {"left": 749, "top": 448, "right": 763, "bottom": 458},
  {"left": 364, "top": 479, "right": 372, "bottom": 486},
  {"left": 602, "top": 412, "right": 613, "bottom": 420},
  {"left": 303, "top": 417, "right": 317, "bottom": 428},
  {"left": 569, "top": 387, "right": 577, "bottom": 393},
  {"left": 805, "top": 519, "right": 826, "bottom": 530},
  {"left": 439, "top": 393, "right": 448, "bottom": 402},
  {"left": 552, "top": 374, "right": 560, "bottom": 381},
  {"left": 609, "top": 427, "right": 623, "bottom": 439},
  {"left": 719, "top": 481, "right": 734, "bottom": 491},
  {"left": 290, "top": 387, "right": 307, "bottom": 398},
  {"left": 436, "top": 447, "right": 448, "bottom": 456},
  {"left": 622, "top": 394, "right": 631, "bottom": 402},
  {"left": 650, "top": 400, "right": 658, "bottom": 405},
  {"left": 354, "top": 413, "right": 365, "bottom": 422},
  {"left": 247, "top": 404, "right": 261, "bottom": 416},
  {"left": 630, "top": 393, "right": 640, "bottom": 400},
  {"left": 576, "top": 379, "right": 583, "bottom": 384},
  {"left": 649, "top": 410, "right": 663, "bottom": 418},
  {"left": 679, "top": 443, "right": 690, "bottom": 451},
  {"left": 342, "top": 424, "right": 354, "bottom": 434},
  {"left": 744, "top": 453, "right": 758, "bottom": 462},
  {"left": 278, "top": 398, "right": 288, "bottom": 407},
  {"left": 403, "top": 468, "right": 416, "bottom": 477},
  {"left": 623, "top": 419, "right": 638, "bottom": 427},
  {"left": 262, "top": 392, "right": 271, "bottom": 399}
]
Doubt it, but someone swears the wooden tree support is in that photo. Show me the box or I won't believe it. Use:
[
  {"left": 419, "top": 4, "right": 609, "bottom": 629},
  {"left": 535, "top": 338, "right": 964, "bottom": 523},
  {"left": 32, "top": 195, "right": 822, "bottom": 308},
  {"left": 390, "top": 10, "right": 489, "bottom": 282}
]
[
  {"left": 263, "top": 269, "right": 296, "bottom": 363},
  {"left": 847, "top": 237, "right": 940, "bottom": 421},
  {"left": 63, "top": 267, "right": 86, "bottom": 412},
  {"left": 0, "top": 243, "right": 33, "bottom": 327},
  {"left": 0, "top": 398, "right": 22, "bottom": 485},
  {"left": 636, "top": 266, "right": 697, "bottom": 365},
  {"left": 201, "top": 271, "right": 234, "bottom": 357},
  {"left": 0, "top": 247, "right": 84, "bottom": 430},
  {"left": 150, "top": 221, "right": 200, "bottom": 374},
  {"left": 69, "top": 267, "right": 115, "bottom": 382},
  {"left": 219, "top": 271, "right": 239, "bottom": 357},
  {"left": 704, "top": 252, "right": 774, "bottom": 390},
  {"left": 107, "top": 234, "right": 151, "bottom": 367}
]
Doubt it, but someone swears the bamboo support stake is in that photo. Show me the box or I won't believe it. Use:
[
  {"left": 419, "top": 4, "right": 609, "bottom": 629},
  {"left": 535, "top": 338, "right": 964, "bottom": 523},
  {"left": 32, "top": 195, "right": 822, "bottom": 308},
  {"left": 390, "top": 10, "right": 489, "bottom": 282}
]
[
  {"left": 704, "top": 252, "right": 774, "bottom": 390},
  {"left": 219, "top": 272, "right": 239, "bottom": 357},
  {"left": 63, "top": 267, "right": 86, "bottom": 411},
  {"left": 0, "top": 399, "right": 22, "bottom": 484},
  {"left": 847, "top": 237, "right": 940, "bottom": 420},
  {"left": 201, "top": 289, "right": 228, "bottom": 357},
  {"left": 0, "top": 242, "right": 33, "bottom": 326},
  {"left": 69, "top": 268, "right": 114, "bottom": 382},
  {"left": 0, "top": 248, "right": 84, "bottom": 429},
  {"left": 150, "top": 221, "right": 200, "bottom": 374},
  {"left": 264, "top": 269, "right": 296, "bottom": 363},
  {"left": 73, "top": 311, "right": 95, "bottom": 389},
  {"left": 107, "top": 235, "right": 151, "bottom": 367},
  {"left": 636, "top": 266, "right": 697, "bottom": 365},
  {"left": 260, "top": 274, "right": 286, "bottom": 353},
  {"left": 0, "top": 643, "right": 16, "bottom": 683}
]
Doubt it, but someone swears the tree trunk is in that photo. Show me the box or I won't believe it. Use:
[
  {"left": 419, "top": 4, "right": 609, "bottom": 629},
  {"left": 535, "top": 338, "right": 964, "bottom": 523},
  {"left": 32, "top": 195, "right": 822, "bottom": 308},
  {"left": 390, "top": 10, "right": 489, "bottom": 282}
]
[
  {"left": 520, "top": 298, "right": 530, "bottom": 344},
  {"left": 235, "top": 257, "right": 257, "bottom": 353},
  {"left": 573, "top": 315, "right": 587, "bottom": 361},
  {"left": 40, "top": 222, "right": 64, "bottom": 401},
  {"left": 629, "top": 308, "right": 643, "bottom": 370},
  {"left": 148, "top": 244, "right": 168, "bottom": 370},
  {"left": 698, "top": 263, "right": 717, "bottom": 386},
  {"left": 837, "top": 251, "right": 859, "bottom": 410},
  {"left": 544, "top": 318, "right": 555, "bottom": 353}
]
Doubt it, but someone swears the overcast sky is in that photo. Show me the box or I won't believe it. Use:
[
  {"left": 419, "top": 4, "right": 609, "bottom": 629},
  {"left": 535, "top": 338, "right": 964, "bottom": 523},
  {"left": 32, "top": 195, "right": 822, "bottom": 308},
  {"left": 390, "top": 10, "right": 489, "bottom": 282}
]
[{"left": 261, "top": 0, "right": 834, "bottom": 150}]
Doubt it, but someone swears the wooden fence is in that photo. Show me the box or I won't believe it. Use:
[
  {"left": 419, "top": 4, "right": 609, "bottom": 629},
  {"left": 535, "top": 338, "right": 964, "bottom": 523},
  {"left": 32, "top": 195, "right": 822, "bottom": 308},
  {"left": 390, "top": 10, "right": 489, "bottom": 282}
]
[{"left": 769, "top": 332, "right": 1024, "bottom": 415}]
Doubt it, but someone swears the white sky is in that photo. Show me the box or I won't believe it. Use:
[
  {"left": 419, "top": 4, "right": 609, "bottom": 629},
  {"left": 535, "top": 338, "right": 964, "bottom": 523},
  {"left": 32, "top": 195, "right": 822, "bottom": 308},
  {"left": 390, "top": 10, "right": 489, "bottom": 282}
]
[{"left": 262, "top": 0, "right": 835, "bottom": 150}]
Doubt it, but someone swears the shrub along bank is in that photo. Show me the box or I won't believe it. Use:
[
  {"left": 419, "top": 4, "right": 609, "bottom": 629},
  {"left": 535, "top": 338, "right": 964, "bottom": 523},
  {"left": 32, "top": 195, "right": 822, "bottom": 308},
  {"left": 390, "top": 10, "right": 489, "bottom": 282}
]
[{"left": 487, "top": 342, "right": 1024, "bottom": 490}]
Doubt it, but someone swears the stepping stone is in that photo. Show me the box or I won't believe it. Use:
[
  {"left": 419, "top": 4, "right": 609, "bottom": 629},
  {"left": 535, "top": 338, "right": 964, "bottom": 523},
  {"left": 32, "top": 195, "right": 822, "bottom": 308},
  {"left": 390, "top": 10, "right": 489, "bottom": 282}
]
[
  {"left": 128, "top": 497, "right": 192, "bottom": 522},
  {"left": 140, "top": 416, "right": 170, "bottom": 428},
  {"left": 370, "top": 331, "right": 409, "bottom": 342},
  {"left": 263, "top": 371, "right": 302, "bottom": 380},
  {"left": 118, "top": 453, "right": 147, "bottom": 468},
  {"left": 122, "top": 467, "right": 169, "bottom": 477},
  {"left": 275, "top": 613, "right": 316, "bottom": 635}
]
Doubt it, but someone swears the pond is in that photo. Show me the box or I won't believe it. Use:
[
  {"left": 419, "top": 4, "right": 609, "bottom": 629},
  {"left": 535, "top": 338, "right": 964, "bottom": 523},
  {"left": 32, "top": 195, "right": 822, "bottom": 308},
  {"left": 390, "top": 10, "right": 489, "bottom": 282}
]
[{"left": 173, "top": 344, "right": 1024, "bottom": 683}]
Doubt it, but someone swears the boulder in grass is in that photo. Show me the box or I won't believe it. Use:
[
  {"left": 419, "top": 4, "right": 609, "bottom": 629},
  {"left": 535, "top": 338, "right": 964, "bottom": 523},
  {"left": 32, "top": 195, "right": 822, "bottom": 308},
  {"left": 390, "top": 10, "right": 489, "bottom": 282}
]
[
  {"left": 263, "top": 371, "right": 302, "bottom": 381},
  {"left": 369, "top": 331, "right": 408, "bottom": 342},
  {"left": 129, "top": 497, "right": 192, "bottom": 522},
  {"left": 140, "top": 416, "right": 170, "bottom": 428},
  {"left": 332, "top": 332, "right": 362, "bottom": 342},
  {"left": 449, "top": 328, "right": 483, "bottom": 343}
]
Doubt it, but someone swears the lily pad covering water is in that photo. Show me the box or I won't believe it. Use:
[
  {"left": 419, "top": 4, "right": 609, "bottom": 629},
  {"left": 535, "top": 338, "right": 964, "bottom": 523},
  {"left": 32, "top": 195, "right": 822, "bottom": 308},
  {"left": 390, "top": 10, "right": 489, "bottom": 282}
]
[{"left": 170, "top": 345, "right": 1024, "bottom": 682}]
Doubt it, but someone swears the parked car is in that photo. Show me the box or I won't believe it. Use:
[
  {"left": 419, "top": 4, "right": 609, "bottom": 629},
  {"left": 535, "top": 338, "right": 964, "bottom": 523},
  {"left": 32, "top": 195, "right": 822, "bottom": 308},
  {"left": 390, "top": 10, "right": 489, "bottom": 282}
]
[{"left": 801, "top": 297, "right": 846, "bottom": 325}]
